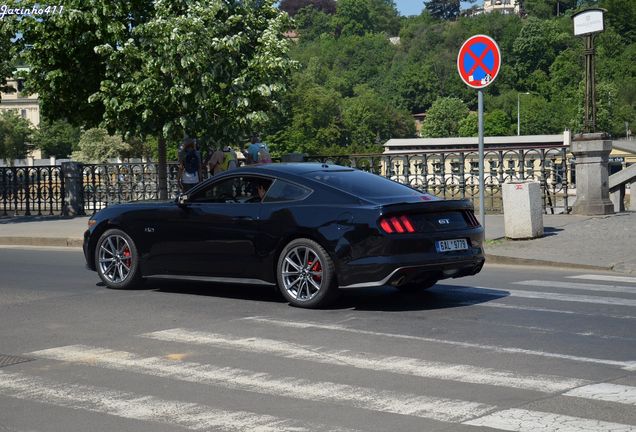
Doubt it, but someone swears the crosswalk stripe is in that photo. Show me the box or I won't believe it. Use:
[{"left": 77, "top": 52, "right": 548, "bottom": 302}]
[
  {"left": 142, "top": 328, "right": 589, "bottom": 393},
  {"left": 30, "top": 345, "right": 494, "bottom": 423},
  {"left": 462, "top": 301, "right": 636, "bottom": 320},
  {"left": 515, "top": 280, "right": 636, "bottom": 295},
  {"left": 565, "top": 383, "right": 636, "bottom": 406},
  {"left": 468, "top": 285, "right": 636, "bottom": 307},
  {"left": 243, "top": 317, "right": 636, "bottom": 371},
  {"left": 463, "top": 408, "right": 636, "bottom": 431},
  {"left": 0, "top": 370, "right": 358, "bottom": 432},
  {"left": 569, "top": 274, "right": 636, "bottom": 285}
]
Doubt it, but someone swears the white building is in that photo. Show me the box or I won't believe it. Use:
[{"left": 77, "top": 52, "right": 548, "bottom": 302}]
[{"left": 483, "top": 0, "right": 522, "bottom": 15}]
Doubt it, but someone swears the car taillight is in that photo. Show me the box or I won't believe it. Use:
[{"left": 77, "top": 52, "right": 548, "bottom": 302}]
[
  {"left": 379, "top": 215, "right": 416, "bottom": 234},
  {"left": 463, "top": 210, "right": 481, "bottom": 227}
]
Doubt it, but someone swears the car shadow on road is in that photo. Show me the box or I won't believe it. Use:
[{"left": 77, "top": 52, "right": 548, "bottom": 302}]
[
  {"left": 143, "top": 278, "right": 286, "bottom": 304},
  {"left": 335, "top": 284, "right": 510, "bottom": 312},
  {"left": 133, "top": 278, "right": 509, "bottom": 312}
]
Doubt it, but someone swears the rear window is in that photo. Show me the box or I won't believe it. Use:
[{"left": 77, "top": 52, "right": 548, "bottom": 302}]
[{"left": 306, "top": 169, "right": 426, "bottom": 199}]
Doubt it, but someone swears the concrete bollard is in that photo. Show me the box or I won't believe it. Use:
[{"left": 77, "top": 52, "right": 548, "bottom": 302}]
[{"left": 502, "top": 181, "right": 544, "bottom": 239}]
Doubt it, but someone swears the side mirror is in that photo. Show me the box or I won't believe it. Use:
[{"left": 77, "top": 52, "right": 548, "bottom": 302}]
[{"left": 177, "top": 194, "right": 189, "bottom": 206}]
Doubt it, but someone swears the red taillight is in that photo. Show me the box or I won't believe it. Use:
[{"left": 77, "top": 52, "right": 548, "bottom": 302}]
[{"left": 379, "top": 215, "right": 416, "bottom": 234}]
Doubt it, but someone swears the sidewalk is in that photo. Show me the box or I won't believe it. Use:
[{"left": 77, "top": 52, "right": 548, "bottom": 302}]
[{"left": 1, "top": 212, "right": 635, "bottom": 274}]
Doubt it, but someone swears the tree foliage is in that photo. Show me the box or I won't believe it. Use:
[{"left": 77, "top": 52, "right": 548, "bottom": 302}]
[
  {"left": 424, "top": 0, "right": 461, "bottom": 21},
  {"left": 92, "top": 0, "right": 296, "bottom": 147},
  {"left": 0, "top": 111, "right": 32, "bottom": 163},
  {"left": 0, "top": 18, "right": 15, "bottom": 95},
  {"left": 421, "top": 97, "right": 469, "bottom": 137},
  {"left": 32, "top": 119, "right": 80, "bottom": 158},
  {"left": 71, "top": 128, "right": 131, "bottom": 163},
  {"left": 280, "top": 0, "right": 337, "bottom": 16}
]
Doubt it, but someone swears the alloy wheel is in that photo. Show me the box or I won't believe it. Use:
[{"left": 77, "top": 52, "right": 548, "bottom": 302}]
[
  {"left": 281, "top": 246, "right": 323, "bottom": 302},
  {"left": 98, "top": 234, "right": 133, "bottom": 284}
]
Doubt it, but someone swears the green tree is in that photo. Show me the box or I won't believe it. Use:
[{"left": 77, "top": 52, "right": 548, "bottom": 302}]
[
  {"left": 0, "top": 111, "right": 32, "bottom": 164},
  {"left": 424, "top": 0, "right": 460, "bottom": 20},
  {"left": 280, "top": 0, "right": 337, "bottom": 16},
  {"left": 71, "top": 128, "right": 131, "bottom": 163},
  {"left": 0, "top": 18, "right": 15, "bottom": 95},
  {"left": 32, "top": 120, "right": 80, "bottom": 158},
  {"left": 523, "top": 0, "right": 576, "bottom": 18},
  {"left": 458, "top": 110, "right": 513, "bottom": 136},
  {"left": 421, "top": 97, "right": 469, "bottom": 137},
  {"left": 89, "top": 0, "right": 296, "bottom": 197},
  {"left": 334, "top": 0, "right": 400, "bottom": 37},
  {"left": 18, "top": 1, "right": 154, "bottom": 127}
]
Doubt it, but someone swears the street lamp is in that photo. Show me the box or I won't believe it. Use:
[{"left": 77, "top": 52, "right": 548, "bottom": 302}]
[{"left": 517, "top": 92, "right": 530, "bottom": 136}]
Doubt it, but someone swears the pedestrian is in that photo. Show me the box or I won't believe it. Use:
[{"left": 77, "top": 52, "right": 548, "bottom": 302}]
[
  {"left": 245, "top": 134, "right": 272, "bottom": 164},
  {"left": 177, "top": 137, "right": 202, "bottom": 193},
  {"left": 208, "top": 145, "right": 238, "bottom": 176}
]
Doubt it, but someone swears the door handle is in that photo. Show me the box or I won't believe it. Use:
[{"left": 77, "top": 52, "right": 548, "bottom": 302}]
[{"left": 232, "top": 216, "right": 254, "bottom": 221}]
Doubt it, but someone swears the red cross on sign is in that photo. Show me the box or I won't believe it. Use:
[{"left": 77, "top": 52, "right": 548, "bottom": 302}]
[{"left": 457, "top": 35, "right": 501, "bottom": 89}]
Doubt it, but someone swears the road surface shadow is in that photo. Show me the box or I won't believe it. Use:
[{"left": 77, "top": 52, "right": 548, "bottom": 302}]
[{"left": 129, "top": 278, "right": 509, "bottom": 312}]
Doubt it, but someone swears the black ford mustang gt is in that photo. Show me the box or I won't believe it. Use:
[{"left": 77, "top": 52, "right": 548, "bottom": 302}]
[{"left": 84, "top": 163, "right": 485, "bottom": 308}]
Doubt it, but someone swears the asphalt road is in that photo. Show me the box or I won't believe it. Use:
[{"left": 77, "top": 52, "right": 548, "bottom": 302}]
[{"left": 0, "top": 246, "right": 635, "bottom": 432}]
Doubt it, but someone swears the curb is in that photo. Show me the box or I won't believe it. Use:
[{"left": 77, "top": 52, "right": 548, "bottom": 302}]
[
  {"left": 0, "top": 237, "right": 83, "bottom": 248},
  {"left": 485, "top": 253, "right": 612, "bottom": 272}
]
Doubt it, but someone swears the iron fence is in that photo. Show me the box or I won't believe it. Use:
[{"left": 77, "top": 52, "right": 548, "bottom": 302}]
[
  {"left": 306, "top": 146, "right": 572, "bottom": 213},
  {"left": 0, "top": 165, "right": 64, "bottom": 216},
  {"left": 82, "top": 162, "right": 181, "bottom": 212},
  {"left": 0, "top": 146, "right": 576, "bottom": 216}
]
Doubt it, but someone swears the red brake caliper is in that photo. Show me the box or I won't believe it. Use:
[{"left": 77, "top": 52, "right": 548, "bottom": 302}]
[
  {"left": 309, "top": 260, "right": 322, "bottom": 282},
  {"left": 123, "top": 248, "right": 132, "bottom": 266}
]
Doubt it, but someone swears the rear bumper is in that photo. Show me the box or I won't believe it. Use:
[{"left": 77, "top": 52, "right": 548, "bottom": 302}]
[{"left": 338, "top": 256, "right": 485, "bottom": 289}]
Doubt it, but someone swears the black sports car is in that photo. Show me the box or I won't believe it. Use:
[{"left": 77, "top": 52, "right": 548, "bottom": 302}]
[{"left": 84, "top": 163, "right": 485, "bottom": 308}]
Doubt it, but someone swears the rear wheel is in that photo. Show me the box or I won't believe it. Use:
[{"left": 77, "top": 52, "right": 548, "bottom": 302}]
[
  {"left": 395, "top": 277, "right": 438, "bottom": 293},
  {"left": 277, "top": 238, "right": 338, "bottom": 308},
  {"left": 95, "top": 228, "right": 142, "bottom": 290}
]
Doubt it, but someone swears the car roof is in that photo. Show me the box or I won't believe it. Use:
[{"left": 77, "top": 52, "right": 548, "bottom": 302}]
[{"left": 238, "top": 163, "right": 355, "bottom": 176}]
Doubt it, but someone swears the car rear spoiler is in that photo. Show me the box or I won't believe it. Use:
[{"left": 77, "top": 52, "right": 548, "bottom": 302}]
[{"left": 380, "top": 199, "right": 475, "bottom": 215}]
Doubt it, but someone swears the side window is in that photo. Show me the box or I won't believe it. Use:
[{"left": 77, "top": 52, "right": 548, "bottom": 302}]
[
  {"left": 190, "top": 176, "right": 272, "bottom": 203},
  {"left": 264, "top": 180, "right": 312, "bottom": 203}
]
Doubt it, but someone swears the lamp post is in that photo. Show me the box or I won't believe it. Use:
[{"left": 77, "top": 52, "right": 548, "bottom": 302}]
[{"left": 517, "top": 92, "right": 530, "bottom": 136}]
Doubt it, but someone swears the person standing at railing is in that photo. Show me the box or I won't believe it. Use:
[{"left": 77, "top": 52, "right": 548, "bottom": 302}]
[{"left": 177, "top": 137, "right": 202, "bottom": 193}]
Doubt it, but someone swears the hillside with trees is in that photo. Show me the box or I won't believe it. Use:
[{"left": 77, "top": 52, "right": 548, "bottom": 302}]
[{"left": 269, "top": 0, "right": 635, "bottom": 155}]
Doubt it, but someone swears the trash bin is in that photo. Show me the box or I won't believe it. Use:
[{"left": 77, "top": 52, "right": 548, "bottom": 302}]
[{"left": 502, "top": 181, "right": 544, "bottom": 239}]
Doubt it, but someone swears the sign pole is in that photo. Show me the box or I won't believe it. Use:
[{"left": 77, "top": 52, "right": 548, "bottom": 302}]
[
  {"left": 456, "top": 34, "right": 501, "bottom": 231},
  {"left": 478, "top": 90, "right": 485, "bottom": 228}
]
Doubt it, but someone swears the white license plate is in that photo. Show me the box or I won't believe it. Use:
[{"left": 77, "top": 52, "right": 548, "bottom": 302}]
[{"left": 435, "top": 239, "right": 469, "bottom": 252}]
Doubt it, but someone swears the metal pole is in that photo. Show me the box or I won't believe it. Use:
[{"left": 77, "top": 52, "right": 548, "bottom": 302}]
[
  {"left": 478, "top": 90, "right": 485, "bottom": 228},
  {"left": 584, "top": 34, "right": 596, "bottom": 133},
  {"left": 517, "top": 93, "right": 520, "bottom": 136}
]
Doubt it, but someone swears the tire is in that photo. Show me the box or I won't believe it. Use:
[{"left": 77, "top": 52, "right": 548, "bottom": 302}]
[
  {"left": 95, "top": 228, "right": 143, "bottom": 290},
  {"left": 277, "top": 238, "right": 338, "bottom": 308},
  {"left": 395, "top": 277, "right": 438, "bottom": 294}
]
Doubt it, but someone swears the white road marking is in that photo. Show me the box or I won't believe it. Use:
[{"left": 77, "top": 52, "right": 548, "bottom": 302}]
[
  {"left": 565, "top": 383, "right": 636, "bottom": 406},
  {"left": 569, "top": 274, "right": 636, "bottom": 285},
  {"left": 0, "top": 370, "right": 357, "bottom": 432},
  {"left": 466, "top": 285, "right": 636, "bottom": 308},
  {"left": 243, "top": 317, "right": 636, "bottom": 371},
  {"left": 463, "top": 408, "right": 636, "bottom": 431},
  {"left": 142, "top": 328, "right": 588, "bottom": 393},
  {"left": 30, "top": 345, "right": 493, "bottom": 422},
  {"left": 462, "top": 301, "right": 636, "bottom": 320},
  {"left": 515, "top": 280, "right": 636, "bottom": 294}
]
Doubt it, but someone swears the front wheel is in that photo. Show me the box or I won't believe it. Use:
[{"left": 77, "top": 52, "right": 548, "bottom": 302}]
[
  {"left": 95, "top": 228, "right": 143, "bottom": 290},
  {"left": 277, "top": 238, "right": 338, "bottom": 308}
]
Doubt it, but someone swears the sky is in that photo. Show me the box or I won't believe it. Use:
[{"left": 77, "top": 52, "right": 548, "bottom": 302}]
[{"left": 394, "top": 1, "right": 476, "bottom": 16}]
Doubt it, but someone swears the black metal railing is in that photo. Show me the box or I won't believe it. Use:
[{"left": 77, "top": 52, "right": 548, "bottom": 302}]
[
  {"left": 306, "top": 147, "right": 572, "bottom": 213},
  {"left": 0, "top": 166, "right": 64, "bottom": 216},
  {"left": 0, "top": 147, "right": 577, "bottom": 217},
  {"left": 81, "top": 162, "right": 181, "bottom": 212}
]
